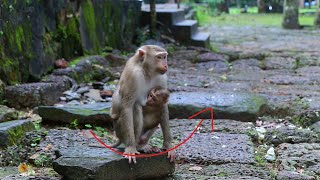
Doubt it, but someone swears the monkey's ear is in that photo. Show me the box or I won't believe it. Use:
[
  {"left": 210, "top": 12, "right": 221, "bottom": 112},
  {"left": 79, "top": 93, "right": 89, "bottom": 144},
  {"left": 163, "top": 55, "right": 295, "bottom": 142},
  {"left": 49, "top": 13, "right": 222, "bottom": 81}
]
[{"left": 138, "top": 48, "right": 146, "bottom": 58}]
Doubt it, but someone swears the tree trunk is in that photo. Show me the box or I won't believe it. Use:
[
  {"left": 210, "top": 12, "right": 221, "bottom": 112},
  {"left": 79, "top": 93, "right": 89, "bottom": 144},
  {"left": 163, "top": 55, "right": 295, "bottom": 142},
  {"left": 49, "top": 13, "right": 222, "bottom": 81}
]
[
  {"left": 236, "top": 0, "right": 241, "bottom": 8},
  {"left": 315, "top": 0, "right": 320, "bottom": 28},
  {"left": 150, "top": 0, "right": 157, "bottom": 38},
  {"left": 299, "top": 0, "right": 304, "bottom": 8},
  {"left": 282, "top": 0, "right": 300, "bottom": 29},
  {"left": 218, "top": 0, "right": 230, "bottom": 14},
  {"left": 257, "top": 0, "right": 266, "bottom": 13}
]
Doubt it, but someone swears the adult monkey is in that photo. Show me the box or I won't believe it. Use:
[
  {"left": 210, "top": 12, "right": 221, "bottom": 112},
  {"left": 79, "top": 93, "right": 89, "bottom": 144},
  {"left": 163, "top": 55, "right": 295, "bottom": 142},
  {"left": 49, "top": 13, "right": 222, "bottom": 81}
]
[
  {"left": 112, "top": 45, "right": 174, "bottom": 164},
  {"left": 111, "top": 87, "right": 171, "bottom": 154}
]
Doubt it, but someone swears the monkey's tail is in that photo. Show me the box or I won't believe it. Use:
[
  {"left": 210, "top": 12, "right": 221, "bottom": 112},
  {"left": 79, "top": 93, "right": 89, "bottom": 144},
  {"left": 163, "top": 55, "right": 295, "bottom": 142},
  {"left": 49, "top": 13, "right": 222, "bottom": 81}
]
[{"left": 109, "top": 139, "right": 121, "bottom": 148}]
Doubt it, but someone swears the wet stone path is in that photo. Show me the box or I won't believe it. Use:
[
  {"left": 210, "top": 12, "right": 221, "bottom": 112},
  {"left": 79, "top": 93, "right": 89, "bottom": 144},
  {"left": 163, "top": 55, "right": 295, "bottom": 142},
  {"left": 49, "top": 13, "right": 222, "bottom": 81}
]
[
  {"left": 1, "top": 24, "right": 320, "bottom": 179},
  {"left": 166, "top": 24, "right": 320, "bottom": 179}
]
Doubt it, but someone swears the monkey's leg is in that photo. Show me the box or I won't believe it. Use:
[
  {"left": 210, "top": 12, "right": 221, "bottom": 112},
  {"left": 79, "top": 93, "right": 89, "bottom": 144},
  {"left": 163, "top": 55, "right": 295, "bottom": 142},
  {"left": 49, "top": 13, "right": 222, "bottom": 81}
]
[
  {"left": 137, "top": 127, "right": 161, "bottom": 153},
  {"left": 122, "top": 107, "right": 140, "bottom": 164},
  {"left": 133, "top": 104, "right": 144, "bottom": 143},
  {"left": 159, "top": 105, "right": 176, "bottom": 162}
]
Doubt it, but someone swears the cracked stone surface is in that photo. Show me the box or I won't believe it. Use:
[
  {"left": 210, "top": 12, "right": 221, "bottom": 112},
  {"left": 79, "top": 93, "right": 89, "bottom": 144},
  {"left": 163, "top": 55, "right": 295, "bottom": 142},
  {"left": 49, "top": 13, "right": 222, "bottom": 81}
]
[{"left": 176, "top": 132, "right": 255, "bottom": 164}]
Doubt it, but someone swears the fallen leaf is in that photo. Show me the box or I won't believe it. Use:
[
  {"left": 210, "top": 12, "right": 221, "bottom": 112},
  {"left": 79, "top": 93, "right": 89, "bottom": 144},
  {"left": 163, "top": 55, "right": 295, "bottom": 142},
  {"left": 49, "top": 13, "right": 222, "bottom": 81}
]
[
  {"left": 188, "top": 166, "right": 202, "bottom": 171},
  {"left": 188, "top": 67, "right": 197, "bottom": 71},
  {"left": 29, "top": 153, "right": 40, "bottom": 160},
  {"left": 203, "top": 83, "right": 210, "bottom": 88},
  {"left": 44, "top": 143, "right": 54, "bottom": 151},
  {"left": 18, "top": 163, "right": 29, "bottom": 173},
  {"left": 207, "top": 68, "right": 214, "bottom": 72}
]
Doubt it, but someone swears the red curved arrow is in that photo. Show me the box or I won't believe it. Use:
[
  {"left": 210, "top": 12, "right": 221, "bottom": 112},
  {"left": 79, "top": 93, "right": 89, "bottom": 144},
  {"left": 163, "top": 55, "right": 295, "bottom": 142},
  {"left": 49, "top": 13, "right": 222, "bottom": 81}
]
[{"left": 90, "top": 107, "right": 214, "bottom": 157}]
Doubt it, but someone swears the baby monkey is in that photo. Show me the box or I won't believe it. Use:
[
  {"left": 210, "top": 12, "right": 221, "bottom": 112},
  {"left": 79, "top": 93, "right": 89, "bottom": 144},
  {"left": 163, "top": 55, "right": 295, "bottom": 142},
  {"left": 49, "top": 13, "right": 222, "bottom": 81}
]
[{"left": 110, "top": 86, "right": 170, "bottom": 153}]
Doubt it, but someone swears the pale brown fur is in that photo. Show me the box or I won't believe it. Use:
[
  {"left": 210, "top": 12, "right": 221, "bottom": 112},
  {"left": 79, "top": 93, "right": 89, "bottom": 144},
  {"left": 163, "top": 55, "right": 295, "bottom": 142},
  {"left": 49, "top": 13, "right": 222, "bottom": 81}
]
[
  {"left": 111, "top": 87, "right": 170, "bottom": 153},
  {"left": 111, "top": 45, "right": 174, "bottom": 163}
]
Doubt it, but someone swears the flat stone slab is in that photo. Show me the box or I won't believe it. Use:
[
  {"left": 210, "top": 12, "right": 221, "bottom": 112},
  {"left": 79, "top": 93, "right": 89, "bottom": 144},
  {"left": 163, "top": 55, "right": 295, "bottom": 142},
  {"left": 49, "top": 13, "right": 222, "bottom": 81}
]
[
  {"left": 265, "top": 125, "right": 319, "bottom": 145},
  {"left": 169, "top": 92, "right": 268, "bottom": 122},
  {"left": 277, "top": 143, "right": 320, "bottom": 177},
  {"left": 176, "top": 132, "right": 255, "bottom": 164},
  {"left": 38, "top": 102, "right": 112, "bottom": 125},
  {"left": 53, "top": 146, "right": 175, "bottom": 180},
  {"left": 276, "top": 171, "right": 315, "bottom": 180},
  {"left": 4, "top": 76, "right": 71, "bottom": 109},
  {"left": 0, "top": 120, "right": 35, "bottom": 147},
  {"left": 176, "top": 163, "right": 271, "bottom": 180},
  {"left": 169, "top": 119, "right": 254, "bottom": 139}
]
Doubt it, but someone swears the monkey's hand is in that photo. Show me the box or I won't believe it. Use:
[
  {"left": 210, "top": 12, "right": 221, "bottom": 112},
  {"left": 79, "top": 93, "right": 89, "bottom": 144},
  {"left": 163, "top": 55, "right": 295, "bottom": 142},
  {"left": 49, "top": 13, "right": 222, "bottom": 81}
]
[{"left": 124, "top": 146, "right": 140, "bottom": 164}]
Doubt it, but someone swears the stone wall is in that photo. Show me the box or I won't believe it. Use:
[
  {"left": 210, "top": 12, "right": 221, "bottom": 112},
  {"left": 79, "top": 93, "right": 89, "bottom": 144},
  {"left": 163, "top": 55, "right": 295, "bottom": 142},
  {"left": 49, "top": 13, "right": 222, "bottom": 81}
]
[{"left": 0, "top": 0, "right": 141, "bottom": 85}]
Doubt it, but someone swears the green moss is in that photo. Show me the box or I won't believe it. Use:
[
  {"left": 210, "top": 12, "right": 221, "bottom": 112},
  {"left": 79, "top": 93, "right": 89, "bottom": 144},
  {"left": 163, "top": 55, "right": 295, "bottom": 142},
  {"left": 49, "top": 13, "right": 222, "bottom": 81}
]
[
  {"left": 0, "top": 57, "right": 20, "bottom": 85},
  {"left": 55, "top": 16, "right": 83, "bottom": 58},
  {"left": 81, "top": 0, "right": 99, "bottom": 54},
  {"left": 7, "top": 123, "right": 33, "bottom": 145},
  {"left": 100, "top": 1, "right": 123, "bottom": 48},
  {"left": 15, "top": 26, "right": 25, "bottom": 53},
  {"left": 0, "top": 18, "right": 33, "bottom": 84},
  {"left": 69, "top": 56, "right": 85, "bottom": 67}
]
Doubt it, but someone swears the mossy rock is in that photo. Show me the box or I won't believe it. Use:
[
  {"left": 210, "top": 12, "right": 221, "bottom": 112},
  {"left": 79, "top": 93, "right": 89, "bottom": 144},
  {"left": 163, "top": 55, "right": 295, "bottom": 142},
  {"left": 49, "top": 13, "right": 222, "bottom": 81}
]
[
  {"left": 0, "top": 105, "right": 19, "bottom": 123},
  {"left": 53, "top": 55, "right": 115, "bottom": 83},
  {"left": 0, "top": 119, "right": 35, "bottom": 148},
  {"left": 169, "top": 91, "right": 268, "bottom": 122},
  {"left": 38, "top": 102, "right": 112, "bottom": 125}
]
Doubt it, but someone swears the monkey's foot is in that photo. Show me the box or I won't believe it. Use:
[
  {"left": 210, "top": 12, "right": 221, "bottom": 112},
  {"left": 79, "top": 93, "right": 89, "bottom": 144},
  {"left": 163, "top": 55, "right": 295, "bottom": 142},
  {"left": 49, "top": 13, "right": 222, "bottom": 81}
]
[
  {"left": 138, "top": 144, "right": 161, "bottom": 153},
  {"left": 162, "top": 147, "right": 176, "bottom": 162},
  {"left": 124, "top": 146, "right": 140, "bottom": 164}
]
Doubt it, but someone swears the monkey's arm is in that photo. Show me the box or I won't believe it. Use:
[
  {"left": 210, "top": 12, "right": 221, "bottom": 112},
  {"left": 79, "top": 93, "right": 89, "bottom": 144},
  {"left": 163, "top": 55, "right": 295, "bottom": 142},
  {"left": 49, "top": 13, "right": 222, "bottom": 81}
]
[{"left": 139, "top": 127, "right": 157, "bottom": 145}]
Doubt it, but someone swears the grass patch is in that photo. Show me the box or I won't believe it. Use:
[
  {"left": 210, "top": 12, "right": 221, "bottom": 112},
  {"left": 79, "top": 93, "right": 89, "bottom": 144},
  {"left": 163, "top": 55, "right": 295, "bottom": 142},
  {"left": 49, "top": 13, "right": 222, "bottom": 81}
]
[{"left": 194, "top": 5, "right": 316, "bottom": 27}]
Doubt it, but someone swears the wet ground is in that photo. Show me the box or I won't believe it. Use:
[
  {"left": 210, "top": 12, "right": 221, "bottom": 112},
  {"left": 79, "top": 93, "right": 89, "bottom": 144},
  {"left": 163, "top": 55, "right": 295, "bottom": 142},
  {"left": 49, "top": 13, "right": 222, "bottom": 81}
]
[
  {"left": 1, "top": 23, "right": 320, "bottom": 179},
  {"left": 167, "top": 24, "right": 320, "bottom": 179}
]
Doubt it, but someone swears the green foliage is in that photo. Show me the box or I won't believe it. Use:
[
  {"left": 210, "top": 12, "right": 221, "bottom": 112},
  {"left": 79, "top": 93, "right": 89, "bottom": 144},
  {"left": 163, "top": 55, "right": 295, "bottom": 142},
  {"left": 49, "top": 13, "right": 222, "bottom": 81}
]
[
  {"left": 135, "top": 27, "right": 150, "bottom": 45},
  {"left": 94, "top": 126, "right": 109, "bottom": 137},
  {"left": 194, "top": 5, "right": 316, "bottom": 27},
  {"left": 254, "top": 145, "right": 267, "bottom": 166},
  {"left": 166, "top": 44, "right": 176, "bottom": 55},
  {"left": 68, "top": 119, "right": 79, "bottom": 129},
  {"left": 207, "top": 0, "right": 225, "bottom": 15},
  {"left": 33, "top": 120, "right": 41, "bottom": 131},
  {"left": 84, "top": 124, "right": 92, "bottom": 128},
  {"left": 31, "top": 134, "right": 43, "bottom": 148},
  {"left": 34, "top": 153, "right": 51, "bottom": 167}
]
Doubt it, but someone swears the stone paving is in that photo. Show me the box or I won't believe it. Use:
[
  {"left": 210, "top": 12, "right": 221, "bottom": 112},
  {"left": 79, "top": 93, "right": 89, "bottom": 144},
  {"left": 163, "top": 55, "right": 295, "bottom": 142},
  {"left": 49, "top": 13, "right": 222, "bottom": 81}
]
[{"left": 2, "top": 22, "right": 320, "bottom": 180}]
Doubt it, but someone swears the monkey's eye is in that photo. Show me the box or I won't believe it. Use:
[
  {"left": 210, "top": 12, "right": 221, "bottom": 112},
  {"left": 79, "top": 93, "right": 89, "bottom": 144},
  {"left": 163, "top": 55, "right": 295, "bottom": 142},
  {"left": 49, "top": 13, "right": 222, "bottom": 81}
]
[{"left": 152, "top": 97, "right": 157, "bottom": 101}]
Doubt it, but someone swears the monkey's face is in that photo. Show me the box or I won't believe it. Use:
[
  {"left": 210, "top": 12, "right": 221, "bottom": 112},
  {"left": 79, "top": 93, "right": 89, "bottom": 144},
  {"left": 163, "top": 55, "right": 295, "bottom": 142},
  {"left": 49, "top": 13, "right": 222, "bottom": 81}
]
[
  {"left": 155, "top": 52, "right": 168, "bottom": 74},
  {"left": 146, "top": 90, "right": 158, "bottom": 106},
  {"left": 146, "top": 89, "right": 169, "bottom": 106}
]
